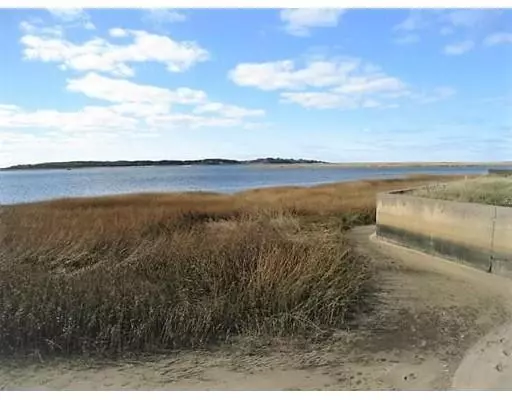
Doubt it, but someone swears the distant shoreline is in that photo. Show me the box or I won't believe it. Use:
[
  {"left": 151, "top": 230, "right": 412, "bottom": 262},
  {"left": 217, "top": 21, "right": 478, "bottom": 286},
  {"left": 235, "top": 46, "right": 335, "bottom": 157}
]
[
  {"left": 2, "top": 159, "right": 512, "bottom": 172},
  {"left": 0, "top": 158, "right": 325, "bottom": 171},
  {"left": 252, "top": 161, "right": 512, "bottom": 169}
]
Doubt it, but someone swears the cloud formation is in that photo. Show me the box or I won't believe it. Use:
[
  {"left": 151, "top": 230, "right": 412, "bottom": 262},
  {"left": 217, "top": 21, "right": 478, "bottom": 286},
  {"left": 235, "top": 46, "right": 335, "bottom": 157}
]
[
  {"left": 47, "top": 8, "right": 95, "bottom": 30},
  {"left": 280, "top": 9, "right": 345, "bottom": 36},
  {"left": 393, "top": 9, "right": 501, "bottom": 50},
  {"left": 142, "top": 8, "right": 187, "bottom": 26},
  {"left": 21, "top": 27, "right": 209, "bottom": 77},
  {"left": 67, "top": 72, "right": 207, "bottom": 105},
  {"left": 484, "top": 32, "right": 512, "bottom": 46},
  {"left": 230, "top": 57, "right": 450, "bottom": 110},
  {"left": 5, "top": 13, "right": 267, "bottom": 158},
  {"left": 443, "top": 40, "right": 475, "bottom": 55}
]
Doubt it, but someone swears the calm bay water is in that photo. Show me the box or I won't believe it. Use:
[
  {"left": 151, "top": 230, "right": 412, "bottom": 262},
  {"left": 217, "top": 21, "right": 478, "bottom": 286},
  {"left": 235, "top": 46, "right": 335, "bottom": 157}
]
[{"left": 0, "top": 165, "right": 490, "bottom": 205}]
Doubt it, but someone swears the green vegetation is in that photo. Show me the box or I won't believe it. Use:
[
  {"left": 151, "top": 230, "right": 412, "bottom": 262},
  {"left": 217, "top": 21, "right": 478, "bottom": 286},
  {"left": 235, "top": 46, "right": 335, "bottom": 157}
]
[
  {"left": 412, "top": 176, "right": 512, "bottom": 207},
  {"left": 0, "top": 175, "right": 461, "bottom": 358}
]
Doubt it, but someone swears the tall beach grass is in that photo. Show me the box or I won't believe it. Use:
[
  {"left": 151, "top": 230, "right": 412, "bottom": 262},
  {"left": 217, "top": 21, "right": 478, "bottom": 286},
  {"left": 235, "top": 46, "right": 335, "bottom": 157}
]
[{"left": 0, "top": 175, "right": 461, "bottom": 357}]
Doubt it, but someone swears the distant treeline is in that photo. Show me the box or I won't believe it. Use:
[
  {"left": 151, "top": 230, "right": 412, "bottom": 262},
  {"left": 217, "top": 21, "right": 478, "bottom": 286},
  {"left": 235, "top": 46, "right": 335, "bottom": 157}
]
[{"left": 2, "top": 158, "right": 326, "bottom": 171}]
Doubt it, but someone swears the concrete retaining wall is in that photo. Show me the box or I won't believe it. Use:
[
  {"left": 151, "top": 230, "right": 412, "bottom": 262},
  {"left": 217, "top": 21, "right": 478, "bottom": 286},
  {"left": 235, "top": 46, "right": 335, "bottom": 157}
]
[{"left": 376, "top": 190, "right": 512, "bottom": 276}]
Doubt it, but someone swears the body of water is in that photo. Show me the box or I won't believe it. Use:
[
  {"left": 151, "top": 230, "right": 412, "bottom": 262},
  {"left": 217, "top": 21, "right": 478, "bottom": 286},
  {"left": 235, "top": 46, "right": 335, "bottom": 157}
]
[{"left": 0, "top": 165, "right": 490, "bottom": 205}]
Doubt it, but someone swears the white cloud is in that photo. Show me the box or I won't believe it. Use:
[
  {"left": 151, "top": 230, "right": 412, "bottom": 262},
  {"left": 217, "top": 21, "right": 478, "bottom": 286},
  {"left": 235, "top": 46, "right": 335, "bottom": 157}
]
[
  {"left": 362, "top": 99, "right": 384, "bottom": 108},
  {"left": 0, "top": 128, "right": 137, "bottom": 169},
  {"left": 280, "top": 92, "right": 401, "bottom": 110},
  {"left": 146, "top": 114, "right": 245, "bottom": 129},
  {"left": 0, "top": 68, "right": 266, "bottom": 149},
  {"left": 242, "top": 122, "right": 272, "bottom": 131},
  {"left": 21, "top": 29, "right": 209, "bottom": 77},
  {"left": 443, "top": 40, "right": 475, "bottom": 55},
  {"left": 393, "top": 34, "right": 420, "bottom": 45},
  {"left": 65, "top": 73, "right": 265, "bottom": 129},
  {"left": 0, "top": 105, "right": 138, "bottom": 133},
  {"left": 193, "top": 102, "right": 265, "bottom": 119},
  {"left": 108, "top": 103, "right": 172, "bottom": 118},
  {"left": 0, "top": 131, "right": 38, "bottom": 146},
  {"left": 440, "top": 9, "right": 496, "bottom": 29},
  {"left": 66, "top": 73, "right": 265, "bottom": 123},
  {"left": 0, "top": 100, "right": 265, "bottom": 143},
  {"left": 230, "top": 55, "right": 456, "bottom": 110},
  {"left": 393, "top": 9, "right": 502, "bottom": 47},
  {"left": 280, "top": 92, "right": 356, "bottom": 109},
  {"left": 47, "top": 8, "right": 86, "bottom": 22},
  {"left": 392, "top": 10, "right": 435, "bottom": 44},
  {"left": 333, "top": 76, "right": 406, "bottom": 95},
  {"left": 484, "top": 32, "right": 512, "bottom": 46},
  {"left": 414, "top": 86, "right": 457, "bottom": 104},
  {"left": 395, "top": 9, "right": 499, "bottom": 34},
  {"left": 143, "top": 8, "right": 187, "bottom": 25},
  {"left": 280, "top": 9, "right": 345, "bottom": 36},
  {"left": 67, "top": 72, "right": 207, "bottom": 105},
  {"left": 393, "top": 10, "right": 429, "bottom": 32},
  {"left": 229, "top": 59, "right": 360, "bottom": 91},
  {"left": 0, "top": 104, "right": 21, "bottom": 113},
  {"left": 47, "top": 8, "right": 95, "bottom": 30},
  {"left": 20, "top": 20, "right": 64, "bottom": 37},
  {"left": 434, "top": 86, "right": 457, "bottom": 98},
  {"left": 440, "top": 26, "right": 454, "bottom": 36},
  {"left": 230, "top": 57, "right": 411, "bottom": 110},
  {"left": 109, "top": 28, "right": 128, "bottom": 38}
]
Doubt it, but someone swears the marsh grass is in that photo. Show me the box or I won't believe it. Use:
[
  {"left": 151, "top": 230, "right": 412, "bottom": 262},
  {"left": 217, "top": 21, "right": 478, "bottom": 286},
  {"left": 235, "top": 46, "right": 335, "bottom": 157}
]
[
  {"left": 0, "top": 175, "right": 461, "bottom": 357},
  {"left": 412, "top": 176, "right": 512, "bottom": 207}
]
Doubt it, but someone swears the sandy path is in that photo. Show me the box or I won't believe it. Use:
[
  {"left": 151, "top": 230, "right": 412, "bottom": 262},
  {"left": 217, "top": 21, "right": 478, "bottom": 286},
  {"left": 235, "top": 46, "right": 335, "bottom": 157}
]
[
  {"left": 2, "top": 225, "right": 512, "bottom": 390},
  {"left": 452, "top": 322, "right": 512, "bottom": 389},
  {"left": 362, "top": 229, "right": 512, "bottom": 390}
]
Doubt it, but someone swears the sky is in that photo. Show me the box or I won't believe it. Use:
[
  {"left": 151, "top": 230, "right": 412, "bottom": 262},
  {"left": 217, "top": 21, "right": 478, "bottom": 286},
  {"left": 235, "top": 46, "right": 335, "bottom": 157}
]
[{"left": 0, "top": 8, "right": 511, "bottom": 167}]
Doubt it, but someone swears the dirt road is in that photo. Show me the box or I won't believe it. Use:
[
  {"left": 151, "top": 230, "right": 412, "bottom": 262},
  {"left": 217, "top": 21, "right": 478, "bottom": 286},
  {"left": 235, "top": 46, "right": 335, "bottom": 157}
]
[{"left": 2, "top": 225, "right": 512, "bottom": 390}]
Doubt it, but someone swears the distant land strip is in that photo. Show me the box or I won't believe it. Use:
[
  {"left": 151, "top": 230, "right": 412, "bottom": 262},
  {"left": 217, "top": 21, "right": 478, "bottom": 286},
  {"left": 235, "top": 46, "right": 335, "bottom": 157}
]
[
  {"left": 2, "top": 159, "right": 512, "bottom": 171},
  {"left": 1, "top": 158, "right": 325, "bottom": 171}
]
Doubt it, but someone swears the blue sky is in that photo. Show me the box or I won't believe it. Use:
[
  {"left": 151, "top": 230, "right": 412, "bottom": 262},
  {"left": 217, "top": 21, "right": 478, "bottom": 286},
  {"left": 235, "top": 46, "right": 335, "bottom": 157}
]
[{"left": 0, "top": 8, "right": 511, "bottom": 166}]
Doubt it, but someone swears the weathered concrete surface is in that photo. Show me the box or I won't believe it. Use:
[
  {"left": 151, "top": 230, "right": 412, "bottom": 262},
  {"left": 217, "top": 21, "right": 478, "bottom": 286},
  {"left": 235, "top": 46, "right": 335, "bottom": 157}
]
[{"left": 376, "top": 191, "right": 512, "bottom": 276}]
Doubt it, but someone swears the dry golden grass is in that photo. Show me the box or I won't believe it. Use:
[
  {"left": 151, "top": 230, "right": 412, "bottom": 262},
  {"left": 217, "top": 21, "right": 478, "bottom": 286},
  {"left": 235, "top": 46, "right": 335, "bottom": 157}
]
[
  {"left": 0, "top": 174, "right": 463, "bottom": 357},
  {"left": 412, "top": 176, "right": 512, "bottom": 207}
]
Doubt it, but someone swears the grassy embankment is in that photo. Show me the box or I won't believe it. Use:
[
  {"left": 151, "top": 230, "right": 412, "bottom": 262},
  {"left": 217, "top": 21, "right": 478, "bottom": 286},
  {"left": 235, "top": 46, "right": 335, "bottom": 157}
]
[
  {"left": 0, "top": 175, "right": 462, "bottom": 358},
  {"left": 412, "top": 176, "right": 512, "bottom": 207}
]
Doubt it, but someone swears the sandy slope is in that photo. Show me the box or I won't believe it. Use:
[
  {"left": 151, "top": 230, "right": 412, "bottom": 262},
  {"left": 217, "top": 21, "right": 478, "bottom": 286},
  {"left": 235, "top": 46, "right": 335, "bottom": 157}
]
[{"left": 2, "top": 226, "right": 512, "bottom": 390}]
